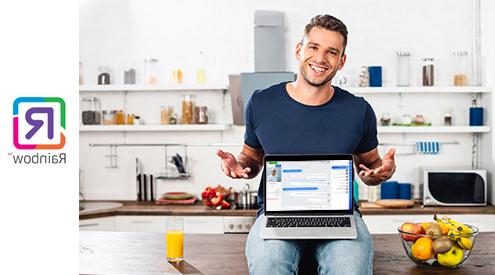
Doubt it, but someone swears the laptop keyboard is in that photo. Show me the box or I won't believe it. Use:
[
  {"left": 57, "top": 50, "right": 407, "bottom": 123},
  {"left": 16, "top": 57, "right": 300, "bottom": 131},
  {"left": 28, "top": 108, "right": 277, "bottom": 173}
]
[{"left": 266, "top": 217, "right": 351, "bottom": 228}]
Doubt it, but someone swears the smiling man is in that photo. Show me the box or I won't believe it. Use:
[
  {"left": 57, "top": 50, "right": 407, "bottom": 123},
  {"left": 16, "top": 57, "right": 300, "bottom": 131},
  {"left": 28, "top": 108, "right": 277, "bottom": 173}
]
[{"left": 217, "top": 14, "right": 396, "bottom": 274}]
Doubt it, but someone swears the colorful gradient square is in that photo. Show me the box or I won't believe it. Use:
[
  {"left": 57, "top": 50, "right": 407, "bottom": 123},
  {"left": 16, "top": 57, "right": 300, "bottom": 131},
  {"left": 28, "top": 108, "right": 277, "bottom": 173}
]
[{"left": 13, "top": 97, "right": 66, "bottom": 149}]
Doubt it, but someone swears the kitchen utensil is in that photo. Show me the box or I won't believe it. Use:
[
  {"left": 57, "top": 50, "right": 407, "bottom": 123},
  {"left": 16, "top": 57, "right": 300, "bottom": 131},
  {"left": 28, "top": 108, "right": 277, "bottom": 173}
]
[
  {"left": 136, "top": 158, "right": 142, "bottom": 201},
  {"left": 162, "top": 192, "right": 195, "bottom": 200},
  {"left": 170, "top": 153, "right": 186, "bottom": 174},
  {"left": 156, "top": 197, "right": 197, "bottom": 205},
  {"left": 143, "top": 173, "right": 147, "bottom": 201},
  {"left": 375, "top": 199, "right": 415, "bottom": 208},
  {"left": 150, "top": 174, "right": 154, "bottom": 201},
  {"left": 359, "top": 201, "right": 385, "bottom": 209}
]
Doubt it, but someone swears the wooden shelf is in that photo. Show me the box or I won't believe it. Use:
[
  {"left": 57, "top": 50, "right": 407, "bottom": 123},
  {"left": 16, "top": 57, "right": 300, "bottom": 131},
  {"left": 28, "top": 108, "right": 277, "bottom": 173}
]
[
  {"left": 79, "top": 84, "right": 228, "bottom": 92},
  {"left": 351, "top": 86, "right": 491, "bottom": 94},
  {"left": 377, "top": 126, "right": 490, "bottom": 133},
  {"left": 80, "top": 124, "right": 230, "bottom": 132}
]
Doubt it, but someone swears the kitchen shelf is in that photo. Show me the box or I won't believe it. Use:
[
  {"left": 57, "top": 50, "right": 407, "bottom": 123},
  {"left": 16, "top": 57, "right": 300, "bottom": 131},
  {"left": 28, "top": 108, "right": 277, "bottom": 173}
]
[
  {"left": 79, "top": 84, "right": 228, "bottom": 92},
  {"left": 80, "top": 124, "right": 230, "bottom": 132},
  {"left": 377, "top": 126, "right": 490, "bottom": 133},
  {"left": 351, "top": 86, "right": 491, "bottom": 94}
]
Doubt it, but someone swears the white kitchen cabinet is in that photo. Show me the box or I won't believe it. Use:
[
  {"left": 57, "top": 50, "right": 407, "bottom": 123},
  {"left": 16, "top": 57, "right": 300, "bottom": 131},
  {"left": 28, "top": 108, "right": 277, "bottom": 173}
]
[
  {"left": 79, "top": 217, "right": 116, "bottom": 231},
  {"left": 115, "top": 215, "right": 224, "bottom": 234},
  {"left": 363, "top": 214, "right": 495, "bottom": 234}
]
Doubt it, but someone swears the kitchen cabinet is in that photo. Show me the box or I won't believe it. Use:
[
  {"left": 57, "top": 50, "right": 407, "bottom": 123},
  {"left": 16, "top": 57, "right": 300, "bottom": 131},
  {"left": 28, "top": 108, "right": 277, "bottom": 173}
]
[
  {"left": 115, "top": 215, "right": 225, "bottom": 234},
  {"left": 79, "top": 217, "right": 116, "bottom": 231},
  {"left": 362, "top": 214, "right": 495, "bottom": 234}
]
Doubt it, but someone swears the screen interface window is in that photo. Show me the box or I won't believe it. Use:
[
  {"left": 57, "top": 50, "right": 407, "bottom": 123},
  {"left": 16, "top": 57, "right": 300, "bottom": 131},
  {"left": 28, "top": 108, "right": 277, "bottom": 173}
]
[{"left": 265, "top": 160, "right": 352, "bottom": 211}]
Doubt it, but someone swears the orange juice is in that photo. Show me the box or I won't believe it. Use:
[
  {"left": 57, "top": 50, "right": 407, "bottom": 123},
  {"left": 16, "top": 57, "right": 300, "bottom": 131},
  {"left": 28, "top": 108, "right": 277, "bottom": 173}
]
[{"left": 166, "top": 230, "right": 184, "bottom": 261}]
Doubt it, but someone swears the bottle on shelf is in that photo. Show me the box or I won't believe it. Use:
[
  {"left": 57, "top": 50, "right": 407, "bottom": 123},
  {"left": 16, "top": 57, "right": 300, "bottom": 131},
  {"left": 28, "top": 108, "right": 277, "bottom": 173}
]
[
  {"left": 469, "top": 99, "right": 484, "bottom": 126},
  {"left": 173, "top": 68, "right": 183, "bottom": 84}
]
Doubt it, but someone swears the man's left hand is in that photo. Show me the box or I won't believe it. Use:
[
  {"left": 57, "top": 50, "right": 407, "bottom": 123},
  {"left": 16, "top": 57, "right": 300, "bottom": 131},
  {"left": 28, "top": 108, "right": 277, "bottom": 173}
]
[{"left": 358, "top": 148, "right": 396, "bottom": 185}]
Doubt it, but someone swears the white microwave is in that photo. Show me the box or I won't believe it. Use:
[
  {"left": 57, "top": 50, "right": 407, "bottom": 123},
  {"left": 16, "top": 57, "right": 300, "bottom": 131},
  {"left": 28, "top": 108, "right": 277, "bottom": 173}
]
[{"left": 421, "top": 168, "right": 487, "bottom": 206}]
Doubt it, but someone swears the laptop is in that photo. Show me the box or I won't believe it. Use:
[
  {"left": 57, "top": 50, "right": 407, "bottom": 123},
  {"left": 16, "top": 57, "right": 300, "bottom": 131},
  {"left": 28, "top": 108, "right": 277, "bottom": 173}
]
[{"left": 260, "top": 154, "right": 357, "bottom": 239}]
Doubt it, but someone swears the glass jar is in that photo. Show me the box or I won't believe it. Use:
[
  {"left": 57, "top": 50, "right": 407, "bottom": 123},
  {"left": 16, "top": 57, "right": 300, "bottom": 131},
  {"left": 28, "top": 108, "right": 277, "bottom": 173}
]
[
  {"left": 422, "top": 57, "right": 434, "bottom": 86},
  {"left": 181, "top": 95, "right": 194, "bottom": 124},
  {"left": 194, "top": 106, "right": 208, "bottom": 124},
  {"left": 396, "top": 51, "right": 410, "bottom": 86},
  {"left": 380, "top": 112, "right": 391, "bottom": 126},
  {"left": 124, "top": 67, "right": 136, "bottom": 85},
  {"left": 196, "top": 51, "right": 206, "bottom": 84},
  {"left": 453, "top": 51, "right": 468, "bottom": 86},
  {"left": 402, "top": 114, "right": 412, "bottom": 125},
  {"left": 115, "top": 110, "right": 125, "bottom": 125},
  {"left": 97, "top": 66, "right": 112, "bottom": 85},
  {"left": 144, "top": 58, "right": 159, "bottom": 84},
  {"left": 81, "top": 97, "right": 101, "bottom": 125},
  {"left": 358, "top": 66, "right": 369, "bottom": 87},
  {"left": 173, "top": 69, "right": 183, "bottom": 84},
  {"left": 160, "top": 106, "right": 173, "bottom": 125},
  {"left": 102, "top": 110, "right": 116, "bottom": 125},
  {"left": 126, "top": 114, "right": 134, "bottom": 125},
  {"left": 443, "top": 111, "right": 453, "bottom": 126}
]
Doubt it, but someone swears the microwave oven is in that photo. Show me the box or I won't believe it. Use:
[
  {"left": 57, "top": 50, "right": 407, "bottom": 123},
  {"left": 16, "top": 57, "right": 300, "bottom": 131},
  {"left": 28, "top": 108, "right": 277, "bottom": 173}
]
[{"left": 421, "top": 168, "right": 487, "bottom": 206}]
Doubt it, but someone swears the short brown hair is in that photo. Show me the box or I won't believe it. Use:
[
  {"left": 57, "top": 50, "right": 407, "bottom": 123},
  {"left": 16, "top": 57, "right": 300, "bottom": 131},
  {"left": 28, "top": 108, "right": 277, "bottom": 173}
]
[{"left": 304, "top": 14, "right": 348, "bottom": 53}]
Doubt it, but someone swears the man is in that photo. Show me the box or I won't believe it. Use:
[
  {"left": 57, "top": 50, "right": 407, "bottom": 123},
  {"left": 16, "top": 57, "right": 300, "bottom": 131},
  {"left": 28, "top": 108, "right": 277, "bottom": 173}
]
[
  {"left": 267, "top": 167, "right": 279, "bottom": 182},
  {"left": 217, "top": 14, "right": 396, "bottom": 275}
]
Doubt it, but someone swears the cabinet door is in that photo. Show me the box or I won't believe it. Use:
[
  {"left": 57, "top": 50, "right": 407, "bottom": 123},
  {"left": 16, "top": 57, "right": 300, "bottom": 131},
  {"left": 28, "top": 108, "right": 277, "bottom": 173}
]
[
  {"left": 115, "top": 216, "right": 166, "bottom": 232},
  {"left": 115, "top": 216, "right": 225, "bottom": 234},
  {"left": 183, "top": 216, "right": 224, "bottom": 234},
  {"left": 79, "top": 217, "right": 116, "bottom": 231},
  {"left": 362, "top": 214, "right": 495, "bottom": 234}
]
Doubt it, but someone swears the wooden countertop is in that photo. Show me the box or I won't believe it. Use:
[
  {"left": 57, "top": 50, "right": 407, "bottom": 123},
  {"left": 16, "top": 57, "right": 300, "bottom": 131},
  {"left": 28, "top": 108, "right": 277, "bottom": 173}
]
[
  {"left": 80, "top": 231, "right": 495, "bottom": 274},
  {"left": 79, "top": 201, "right": 495, "bottom": 220}
]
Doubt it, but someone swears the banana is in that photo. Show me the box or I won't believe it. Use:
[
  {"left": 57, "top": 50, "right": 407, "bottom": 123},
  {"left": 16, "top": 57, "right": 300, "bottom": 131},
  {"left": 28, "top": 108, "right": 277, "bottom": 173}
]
[
  {"left": 448, "top": 227, "right": 462, "bottom": 241},
  {"left": 444, "top": 216, "right": 473, "bottom": 235},
  {"left": 457, "top": 237, "right": 473, "bottom": 250},
  {"left": 433, "top": 214, "right": 453, "bottom": 230}
]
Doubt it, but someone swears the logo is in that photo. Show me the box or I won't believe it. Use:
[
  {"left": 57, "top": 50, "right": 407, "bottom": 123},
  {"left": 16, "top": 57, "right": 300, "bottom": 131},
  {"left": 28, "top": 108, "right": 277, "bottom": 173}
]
[{"left": 13, "top": 97, "right": 66, "bottom": 149}]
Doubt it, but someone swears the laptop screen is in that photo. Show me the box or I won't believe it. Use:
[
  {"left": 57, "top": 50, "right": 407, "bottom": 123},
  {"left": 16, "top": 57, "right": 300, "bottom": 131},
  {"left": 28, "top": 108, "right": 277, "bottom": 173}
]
[{"left": 265, "top": 159, "right": 353, "bottom": 212}]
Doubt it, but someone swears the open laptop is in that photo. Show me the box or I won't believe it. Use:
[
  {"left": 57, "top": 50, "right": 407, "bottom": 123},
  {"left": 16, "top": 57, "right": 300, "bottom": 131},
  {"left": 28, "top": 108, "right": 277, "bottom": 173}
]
[{"left": 260, "top": 154, "right": 357, "bottom": 239}]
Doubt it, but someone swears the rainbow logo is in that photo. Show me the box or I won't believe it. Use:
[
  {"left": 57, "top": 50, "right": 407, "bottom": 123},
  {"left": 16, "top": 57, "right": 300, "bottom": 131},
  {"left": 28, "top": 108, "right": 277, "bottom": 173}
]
[{"left": 13, "top": 97, "right": 66, "bottom": 149}]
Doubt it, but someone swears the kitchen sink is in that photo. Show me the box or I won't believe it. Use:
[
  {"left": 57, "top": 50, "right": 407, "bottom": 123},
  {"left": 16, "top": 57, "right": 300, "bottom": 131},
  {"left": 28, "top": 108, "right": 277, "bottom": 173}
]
[{"left": 79, "top": 201, "right": 123, "bottom": 215}]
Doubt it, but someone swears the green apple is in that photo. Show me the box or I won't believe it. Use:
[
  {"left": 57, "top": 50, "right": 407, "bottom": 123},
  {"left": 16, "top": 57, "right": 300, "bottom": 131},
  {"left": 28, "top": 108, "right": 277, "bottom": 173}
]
[{"left": 437, "top": 244, "right": 464, "bottom": 267}]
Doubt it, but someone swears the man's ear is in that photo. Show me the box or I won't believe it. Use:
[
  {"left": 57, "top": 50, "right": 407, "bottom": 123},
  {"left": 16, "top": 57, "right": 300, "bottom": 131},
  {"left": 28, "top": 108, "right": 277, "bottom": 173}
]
[
  {"left": 295, "top": 42, "right": 303, "bottom": 61},
  {"left": 338, "top": 54, "right": 347, "bottom": 70}
]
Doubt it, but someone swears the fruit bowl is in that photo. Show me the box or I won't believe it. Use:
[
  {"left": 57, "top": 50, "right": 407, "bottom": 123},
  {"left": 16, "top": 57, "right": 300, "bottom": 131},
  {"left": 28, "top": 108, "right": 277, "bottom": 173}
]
[{"left": 398, "top": 219, "right": 479, "bottom": 269}]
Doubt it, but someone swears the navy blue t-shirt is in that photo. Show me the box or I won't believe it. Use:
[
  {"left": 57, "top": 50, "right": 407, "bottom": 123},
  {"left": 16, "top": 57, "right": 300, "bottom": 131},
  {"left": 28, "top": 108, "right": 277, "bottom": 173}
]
[{"left": 244, "top": 82, "right": 378, "bottom": 213}]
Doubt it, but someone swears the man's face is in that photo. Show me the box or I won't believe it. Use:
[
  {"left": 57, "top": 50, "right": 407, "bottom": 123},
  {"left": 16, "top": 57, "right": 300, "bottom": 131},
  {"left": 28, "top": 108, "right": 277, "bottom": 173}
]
[
  {"left": 271, "top": 169, "right": 276, "bottom": 176},
  {"left": 296, "top": 27, "right": 347, "bottom": 87}
]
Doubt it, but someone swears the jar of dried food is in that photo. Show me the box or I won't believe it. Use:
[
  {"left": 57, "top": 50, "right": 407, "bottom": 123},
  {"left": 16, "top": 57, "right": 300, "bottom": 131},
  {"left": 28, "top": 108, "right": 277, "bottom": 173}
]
[
  {"left": 453, "top": 51, "right": 468, "bottom": 86},
  {"left": 380, "top": 112, "right": 391, "bottom": 126},
  {"left": 422, "top": 57, "right": 434, "bottom": 86},
  {"left": 81, "top": 97, "right": 101, "bottom": 125},
  {"left": 124, "top": 67, "right": 136, "bottom": 85},
  {"left": 144, "top": 58, "right": 159, "bottom": 84},
  {"left": 115, "top": 110, "right": 125, "bottom": 125},
  {"left": 97, "top": 66, "right": 112, "bottom": 85},
  {"left": 194, "top": 106, "right": 208, "bottom": 124},
  {"left": 396, "top": 51, "right": 410, "bottom": 86},
  {"left": 102, "top": 110, "right": 116, "bottom": 125},
  {"left": 173, "top": 69, "right": 183, "bottom": 84},
  {"left": 181, "top": 94, "right": 194, "bottom": 124},
  {"left": 160, "top": 106, "right": 173, "bottom": 125}
]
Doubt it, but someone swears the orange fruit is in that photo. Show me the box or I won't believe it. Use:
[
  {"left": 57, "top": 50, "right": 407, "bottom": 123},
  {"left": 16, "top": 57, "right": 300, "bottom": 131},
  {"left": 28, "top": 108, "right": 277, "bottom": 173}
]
[
  {"left": 437, "top": 222, "right": 450, "bottom": 235},
  {"left": 411, "top": 237, "right": 436, "bottom": 261}
]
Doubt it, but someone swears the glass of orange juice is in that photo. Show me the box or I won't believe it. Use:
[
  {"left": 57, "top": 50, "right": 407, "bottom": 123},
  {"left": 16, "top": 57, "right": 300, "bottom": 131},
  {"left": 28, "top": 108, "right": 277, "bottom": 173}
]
[{"left": 166, "top": 216, "right": 184, "bottom": 262}]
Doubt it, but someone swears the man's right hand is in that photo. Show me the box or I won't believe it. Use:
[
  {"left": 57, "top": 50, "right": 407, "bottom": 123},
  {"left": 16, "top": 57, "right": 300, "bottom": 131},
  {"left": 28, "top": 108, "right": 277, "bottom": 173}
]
[{"left": 216, "top": 149, "right": 251, "bottom": 179}]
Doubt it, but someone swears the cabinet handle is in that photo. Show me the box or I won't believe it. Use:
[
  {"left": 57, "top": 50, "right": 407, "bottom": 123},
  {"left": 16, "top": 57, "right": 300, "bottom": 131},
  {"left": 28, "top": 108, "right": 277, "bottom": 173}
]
[
  {"left": 131, "top": 220, "right": 154, "bottom": 224},
  {"left": 80, "top": 223, "right": 99, "bottom": 227}
]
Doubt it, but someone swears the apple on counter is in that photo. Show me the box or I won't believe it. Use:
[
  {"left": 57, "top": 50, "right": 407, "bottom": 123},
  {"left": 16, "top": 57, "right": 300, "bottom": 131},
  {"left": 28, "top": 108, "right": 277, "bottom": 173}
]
[
  {"left": 201, "top": 185, "right": 232, "bottom": 209},
  {"left": 400, "top": 222, "right": 424, "bottom": 242}
]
